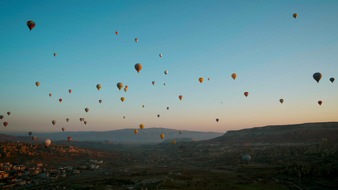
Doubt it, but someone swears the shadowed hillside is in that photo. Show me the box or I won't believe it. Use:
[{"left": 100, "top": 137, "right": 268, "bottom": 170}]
[{"left": 210, "top": 122, "right": 338, "bottom": 144}]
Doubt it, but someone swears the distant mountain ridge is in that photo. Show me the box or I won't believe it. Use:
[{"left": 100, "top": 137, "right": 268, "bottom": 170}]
[
  {"left": 0, "top": 128, "right": 222, "bottom": 143},
  {"left": 210, "top": 122, "right": 338, "bottom": 144}
]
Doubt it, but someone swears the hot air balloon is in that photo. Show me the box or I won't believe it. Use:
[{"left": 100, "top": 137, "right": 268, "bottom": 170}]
[
  {"left": 208, "top": 78, "right": 210, "bottom": 81},
  {"left": 167, "top": 107, "right": 169, "bottom": 110},
  {"left": 244, "top": 92, "right": 249, "bottom": 97},
  {"left": 293, "top": 13, "right": 298, "bottom": 19},
  {"left": 142, "top": 105, "right": 145, "bottom": 108},
  {"left": 157, "top": 114, "right": 160, "bottom": 118},
  {"left": 66, "top": 118, "right": 69, "bottom": 122},
  {"left": 96, "top": 84, "right": 102, "bottom": 91},
  {"left": 35, "top": 82, "right": 40, "bottom": 87},
  {"left": 53, "top": 53, "right": 57, "bottom": 57},
  {"left": 134, "top": 63, "right": 142, "bottom": 73},
  {"left": 49, "top": 93, "right": 52, "bottom": 97},
  {"left": 179, "top": 95, "right": 183, "bottom": 100},
  {"left": 52, "top": 120, "right": 56, "bottom": 125},
  {"left": 121, "top": 97, "right": 125, "bottom": 102},
  {"left": 199, "top": 77, "right": 204, "bottom": 83},
  {"left": 163, "top": 83, "right": 166, "bottom": 86},
  {"left": 67, "top": 136, "right": 72, "bottom": 141},
  {"left": 3, "top": 122, "right": 8, "bottom": 127},
  {"left": 216, "top": 118, "right": 219, "bottom": 122},
  {"left": 179, "top": 130, "right": 182, "bottom": 134},
  {"left": 28, "top": 132, "right": 32, "bottom": 136},
  {"left": 27, "top": 20, "right": 36, "bottom": 31},
  {"left": 160, "top": 133, "right": 165, "bottom": 139},
  {"left": 159, "top": 53, "right": 163, "bottom": 58},
  {"left": 124, "top": 85, "right": 128, "bottom": 92},
  {"left": 152, "top": 81, "right": 155, "bottom": 85},
  {"left": 117, "top": 82, "right": 124, "bottom": 90},
  {"left": 84, "top": 121, "right": 87, "bottom": 125},
  {"left": 115, "top": 31, "right": 118, "bottom": 35},
  {"left": 242, "top": 154, "right": 251, "bottom": 164},
  {"left": 164, "top": 70, "right": 168, "bottom": 75},
  {"left": 80, "top": 118, "right": 83, "bottom": 122},
  {"left": 330, "top": 77, "right": 335, "bottom": 83},
  {"left": 123, "top": 116, "right": 126, "bottom": 119},
  {"left": 44, "top": 139, "right": 51, "bottom": 148},
  {"left": 68, "top": 89, "right": 72, "bottom": 93},
  {"left": 0, "top": 115, "right": 3, "bottom": 120},
  {"left": 59, "top": 98, "right": 62, "bottom": 103},
  {"left": 7, "top": 112, "right": 11, "bottom": 116},
  {"left": 134, "top": 129, "right": 138, "bottom": 134},
  {"left": 32, "top": 136, "right": 37, "bottom": 141},
  {"left": 172, "top": 139, "right": 177, "bottom": 144},
  {"left": 139, "top": 124, "right": 144, "bottom": 130},
  {"left": 313, "top": 72, "right": 322, "bottom": 83},
  {"left": 231, "top": 73, "right": 237, "bottom": 80},
  {"left": 85, "top": 108, "right": 89, "bottom": 113},
  {"left": 62, "top": 127, "right": 65, "bottom": 132},
  {"left": 99, "top": 100, "right": 102, "bottom": 103},
  {"left": 135, "top": 38, "right": 139, "bottom": 43},
  {"left": 318, "top": 100, "right": 322, "bottom": 105},
  {"left": 280, "top": 99, "right": 284, "bottom": 104}
]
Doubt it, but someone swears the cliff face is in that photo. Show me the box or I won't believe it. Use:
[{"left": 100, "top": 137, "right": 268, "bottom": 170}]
[{"left": 210, "top": 122, "right": 338, "bottom": 144}]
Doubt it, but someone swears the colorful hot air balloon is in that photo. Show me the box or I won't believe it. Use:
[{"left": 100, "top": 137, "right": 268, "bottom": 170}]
[
  {"left": 27, "top": 20, "right": 36, "bottom": 31},
  {"left": 330, "top": 77, "right": 335, "bottom": 83},
  {"left": 318, "top": 100, "right": 323, "bottom": 105},
  {"left": 280, "top": 99, "right": 284, "bottom": 104},
  {"left": 44, "top": 139, "right": 51, "bottom": 148},
  {"left": 7, "top": 112, "right": 11, "bottom": 116},
  {"left": 172, "top": 139, "right": 177, "bottom": 145},
  {"left": 160, "top": 133, "right": 165, "bottom": 139},
  {"left": 0, "top": 115, "right": 3, "bottom": 120},
  {"left": 199, "top": 77, "right": 204, "bottom": 83},
  {"left": 134, "top": 129, "right": 138, "bottom": 134},
  {"left": 99, "top": 99, "right": 102, "bottom": 103},
  {"left": 67, "top": 136, "right": 72, "bottom": 141},
  {"left": 121, "top": 97, "right": 125, "bottom": 102},
  {"left": 179, "top": 95, "right": 183, "bottom": 100},
  {"left": 68, "top": 89, "right": 72, "bottom": 93},
  {"left": 117, "top": 82, "right": 124, "bottom": 90},
  {"left": 49, "top": 93, "right": 52, "bottom": 97},
  {"left": 62, "top": 127, "right": 65, "bottom": 132},
  {"left": 135, "top": 38, "right": 139, "bottom": 43},
  {"left": 3, "top": 122, "right": 8, "bottom": 127},
  {"left": 66, "top": 118, "right": 69, "bottom": 122},
  {"left": 59, "top": 98, "right": 62, "bottom": 103},
  {"left": 244, "top": 92, "right": 249, "bottom": 97},
  {"left": 85, "top": 108, "right": 89, "bottom": 113},
  {"left": 159, "top": 53, "right": 163, "bottom": 58},
  {"left": 164, "top": 70, "right": 168, "bottom": 75},
  {"left": 313, "top": 72, "right": 322, "bottom": 83},
  {"left": 134, "top": 63, "right": 142, "bottom": 73},
  {"left": 216, "top": 118, "right": 219, "bottom": 122},
  {"left": 52, "top": 120, "right": 56, "bottom": 125},
  {"left": 139, "top": 124, "right": 144, "bottom": 130},
  {"left": 96, "top": 84, "right": 102, "bottom": 91},
  {"left": 124, "top": 85, "right": 128, "bottom": 92},
  {"left": 293, "top": 13, "right": 298, "bottom": 19},
  {"left": 115, "top": 31, "right": 118, "bottom": 35},
  {"left": 231, "top": 73, "right": 237, "bottom": 80},
  {"left": 35, "top": 82, "right": 40, "bottom": 87}
]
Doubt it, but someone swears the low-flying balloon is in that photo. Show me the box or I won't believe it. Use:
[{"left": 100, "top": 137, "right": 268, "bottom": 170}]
[
  {"left": 96, "top": 84, "right": 102, "bottom": 91},
  {"left": 242, "top": 154, "right": 251, "bottom": 163},
  {"left": 67, "top": 136, "right": 72, "bottom": 141},
  {"left": 134, "top": 63, "right": 142, "bottom": 73},
  {"left": 28, "top": 132, "right": 32, "bottom": 136},
  {"left": 32, "top": 136, "right": 37, "bottom": 141},
  {"left": 172, "top": 139, "right": 177, "bottom": 145},
  {"left": 62, "top": 127, "right": 65, "bottom": 132},
  {"left": 3, "top": 122, "right": 8, "bottom": 127},
  {"left": 179, "top": 130, "right": 182, "bottom": 134},
  {"left": 139, "top": 124, "right": 144, "bottom": 130},
  {"left": 160, "top": 133, "right": 165, "bottom": 139},
  {"left": 27, "top": 20, "right": 36, "bottom": 31},
  {"left": 35, "top": 82, "right": 40, "bottom": 87},
  {"left": 134, "top": 129, "right": 138, "bottom": 134},
  {"left": 44, "top": 139, "right": 51, "bottom": 148},
  {"left": 313, "top": 72, "right": 322, "bottom": 83}
]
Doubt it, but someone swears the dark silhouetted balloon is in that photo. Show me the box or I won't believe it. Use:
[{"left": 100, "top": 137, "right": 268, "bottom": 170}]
[
  {"left": 313, "top": 72, "right": 322, "bottom": 83},
  {"left": 27, "top": 20, "right": 36, "bottom": 31},
  {"left": 330, "top": 77, "right": 335, "bottom": 83}
]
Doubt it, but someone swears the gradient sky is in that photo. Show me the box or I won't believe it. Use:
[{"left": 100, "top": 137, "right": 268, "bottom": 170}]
[{"left": 1, "top": 0, "right": 338, "bottom": 133}]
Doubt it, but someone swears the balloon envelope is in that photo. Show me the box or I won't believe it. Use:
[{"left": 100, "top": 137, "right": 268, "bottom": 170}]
[
  {"left": 134, "top": 63, "right": 142, "bottom": 73},
  {"left": 27, "top": 20, "right": 36, "bottom": 31},
  {"left": 44, "top": 139, "right": 51, "bottom": 148},
  {"left": 313, "top": 72, "right": 322, "bottom": 83}
]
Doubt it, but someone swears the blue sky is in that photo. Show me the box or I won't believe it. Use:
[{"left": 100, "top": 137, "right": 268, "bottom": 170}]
[{"left": 0, "top": 0, "right": 338, "bottom": 133}]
